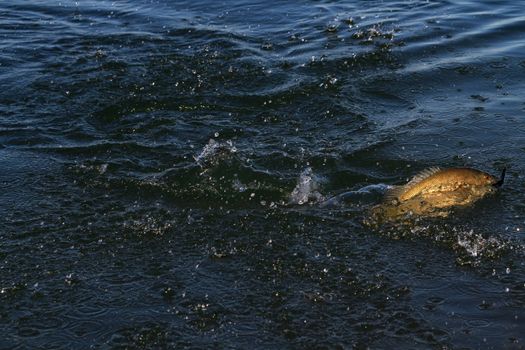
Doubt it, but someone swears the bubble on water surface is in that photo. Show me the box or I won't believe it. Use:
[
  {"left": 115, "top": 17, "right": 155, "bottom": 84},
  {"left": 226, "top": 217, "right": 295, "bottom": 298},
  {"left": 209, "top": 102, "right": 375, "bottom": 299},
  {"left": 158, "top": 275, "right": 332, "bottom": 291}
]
[{"left": 325, "top": 21, "right": 339, "bottom": 33}]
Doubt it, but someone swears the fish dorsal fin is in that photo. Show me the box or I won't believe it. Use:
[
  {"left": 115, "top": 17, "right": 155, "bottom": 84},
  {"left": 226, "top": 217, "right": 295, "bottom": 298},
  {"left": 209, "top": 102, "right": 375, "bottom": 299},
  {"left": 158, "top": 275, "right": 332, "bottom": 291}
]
[
  {"left": 383, "top": 166, "right": 442, "bottom": 202},
  {"left": 406, "top": 166, "right": 442, "bottom": 187}
]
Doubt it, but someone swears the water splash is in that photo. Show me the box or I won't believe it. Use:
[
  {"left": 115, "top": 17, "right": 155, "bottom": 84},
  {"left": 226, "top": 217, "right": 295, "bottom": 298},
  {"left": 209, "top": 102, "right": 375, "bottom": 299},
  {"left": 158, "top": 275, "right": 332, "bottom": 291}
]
[
  {"left": 194, "top": 139, "right": 237, "bottom": 167},
  {"left": 454, "top": 228, "right": 511, "bottom": 265},
  {"left": 374, "top": 222, "right": 520, "bottom": 266},
  {"left": 289, "top": 167, "right": 324, "bottom": 205},
  {"left": 457, "top": 229, "right": 482, "bottom": 257}
]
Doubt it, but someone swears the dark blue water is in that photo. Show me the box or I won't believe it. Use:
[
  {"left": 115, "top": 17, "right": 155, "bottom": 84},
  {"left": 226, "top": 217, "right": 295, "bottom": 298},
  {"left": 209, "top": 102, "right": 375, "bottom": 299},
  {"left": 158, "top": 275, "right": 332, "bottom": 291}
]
[{"left": 1, "top": 0, "right": 524, "bottom": 348}]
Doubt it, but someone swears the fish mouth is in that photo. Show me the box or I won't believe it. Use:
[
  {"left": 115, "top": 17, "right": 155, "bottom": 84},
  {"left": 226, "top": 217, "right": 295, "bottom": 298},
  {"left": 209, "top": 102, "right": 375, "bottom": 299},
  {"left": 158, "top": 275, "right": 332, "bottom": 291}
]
[{"left": 492, "top": 168, "right": 506, "bottom": 187}]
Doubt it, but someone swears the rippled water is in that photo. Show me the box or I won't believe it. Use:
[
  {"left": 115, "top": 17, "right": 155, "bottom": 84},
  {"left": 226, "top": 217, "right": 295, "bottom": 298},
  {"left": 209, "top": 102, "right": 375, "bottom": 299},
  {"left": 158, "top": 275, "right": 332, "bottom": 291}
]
[{"left": 1, "top": 0, "right": 525, "bottom": 348}]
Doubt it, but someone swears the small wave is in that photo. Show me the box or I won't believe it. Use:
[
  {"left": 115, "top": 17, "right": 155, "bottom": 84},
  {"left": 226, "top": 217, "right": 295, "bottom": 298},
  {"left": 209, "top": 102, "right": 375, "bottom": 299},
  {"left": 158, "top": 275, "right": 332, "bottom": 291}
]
[{"left": 320, "top": 183, "right": 391, "bottom": 208}]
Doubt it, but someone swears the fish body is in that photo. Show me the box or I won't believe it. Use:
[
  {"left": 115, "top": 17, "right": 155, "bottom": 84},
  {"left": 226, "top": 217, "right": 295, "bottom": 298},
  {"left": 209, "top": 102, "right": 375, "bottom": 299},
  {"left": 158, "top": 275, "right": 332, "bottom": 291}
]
[
  {"left": 385, "top": 167, "right": 498, "bottom": 203},
  {"left": 366, "top": 167, "right": 505, "bottom": 225}
]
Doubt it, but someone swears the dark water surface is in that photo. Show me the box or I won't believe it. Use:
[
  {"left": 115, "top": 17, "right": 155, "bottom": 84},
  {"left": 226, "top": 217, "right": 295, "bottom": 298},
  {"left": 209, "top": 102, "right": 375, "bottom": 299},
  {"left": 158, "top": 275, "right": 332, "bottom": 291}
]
[{"left": 1, "top": 0, "right": 525, "bottom": 348}]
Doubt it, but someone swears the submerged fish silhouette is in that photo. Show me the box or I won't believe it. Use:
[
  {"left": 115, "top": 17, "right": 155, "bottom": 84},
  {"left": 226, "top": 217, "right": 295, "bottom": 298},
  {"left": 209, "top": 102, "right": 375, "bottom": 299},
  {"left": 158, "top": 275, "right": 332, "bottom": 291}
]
[{"left": 367, "top": 167, "right": 506, "bottom": 225}]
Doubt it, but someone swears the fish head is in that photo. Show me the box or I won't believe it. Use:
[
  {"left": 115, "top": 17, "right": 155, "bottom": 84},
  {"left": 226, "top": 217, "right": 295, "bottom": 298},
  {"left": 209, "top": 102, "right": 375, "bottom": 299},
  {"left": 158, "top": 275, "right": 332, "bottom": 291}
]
[
  {"left": 480, "top": 172, "right": 498, "bottom": 185},
  {"left": 467, "top": 169, "right": 500, "bottom": 187},
  {"left": 472, "top": 168, "right": 506, "bottom": 187},
  {"left": 460, "top": 168, "right": 506, "bottom": 197}
]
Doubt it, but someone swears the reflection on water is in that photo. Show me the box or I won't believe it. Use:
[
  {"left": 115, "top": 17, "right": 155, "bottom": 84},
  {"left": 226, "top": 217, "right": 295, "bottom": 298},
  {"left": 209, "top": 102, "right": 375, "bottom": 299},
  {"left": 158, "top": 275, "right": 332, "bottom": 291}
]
[{"left": 1, "top": 0, "right": 524, "bottom": 348}]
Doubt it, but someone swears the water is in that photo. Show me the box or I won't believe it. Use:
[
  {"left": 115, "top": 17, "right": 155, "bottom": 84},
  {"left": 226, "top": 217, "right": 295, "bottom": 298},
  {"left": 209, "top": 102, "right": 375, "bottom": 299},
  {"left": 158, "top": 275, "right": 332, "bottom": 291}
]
[{"left": 1, "top": 0, "right": 524, "bottom": 348}]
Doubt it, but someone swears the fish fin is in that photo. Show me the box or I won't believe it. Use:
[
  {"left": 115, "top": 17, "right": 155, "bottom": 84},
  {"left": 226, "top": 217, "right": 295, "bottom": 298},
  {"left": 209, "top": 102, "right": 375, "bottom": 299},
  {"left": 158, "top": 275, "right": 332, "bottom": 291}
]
[
  {"left": 406, "top": 166, "right": 442, "bottom": 187},
  {"left": 383, "top": 185, "right": 405, "bottom": 203},
  {"left": 383, "top": 167, "right": 442, "bottom": 203}
]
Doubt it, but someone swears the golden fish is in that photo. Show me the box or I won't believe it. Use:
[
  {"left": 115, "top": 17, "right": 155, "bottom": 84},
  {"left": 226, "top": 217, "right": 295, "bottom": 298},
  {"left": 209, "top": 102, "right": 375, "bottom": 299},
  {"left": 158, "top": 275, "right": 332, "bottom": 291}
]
[{"left": 366, "top": 167, "right": 506, "bottom": 225}]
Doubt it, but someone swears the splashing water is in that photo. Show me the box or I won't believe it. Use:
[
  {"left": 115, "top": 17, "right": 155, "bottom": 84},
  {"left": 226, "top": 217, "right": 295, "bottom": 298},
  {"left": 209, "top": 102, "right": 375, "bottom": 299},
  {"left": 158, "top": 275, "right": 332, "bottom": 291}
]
[
  {"left": 194, "top": 139, "right": 237, "bottom": 167},
  {"left": 455, "top": 228, "right": 507, "bottom": 262},
  {"left": 457, "top": 230, "right": 482, "bottom": 257},
  {"left": 289, "top": 167, "right": 324, "bottom": 205}
]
